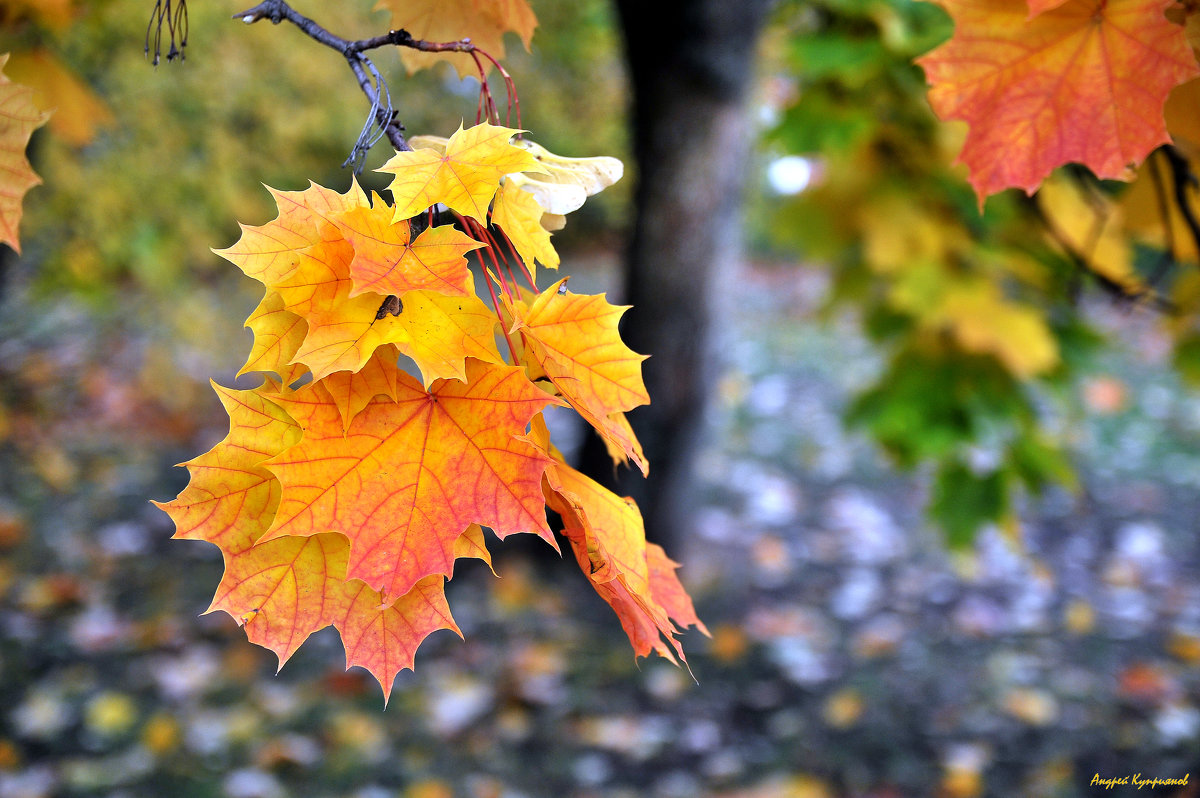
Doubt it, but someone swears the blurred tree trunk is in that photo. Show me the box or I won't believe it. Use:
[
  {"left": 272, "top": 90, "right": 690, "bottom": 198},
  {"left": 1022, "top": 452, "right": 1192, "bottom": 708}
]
[{"left": 579, "top": 0, "right": 772, "bottom": 548}]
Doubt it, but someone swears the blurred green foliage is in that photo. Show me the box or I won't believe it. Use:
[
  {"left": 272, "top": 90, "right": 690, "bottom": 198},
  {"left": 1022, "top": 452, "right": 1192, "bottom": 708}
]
[{"left": 751, "top": 0, "right": 1177, "bottom": 542}]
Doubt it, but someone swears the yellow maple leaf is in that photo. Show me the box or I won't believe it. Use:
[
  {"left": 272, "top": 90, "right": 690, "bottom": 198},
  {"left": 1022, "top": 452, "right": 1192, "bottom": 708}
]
[
  {"left": 492, "top": 180, "right": 559, "bottom": 276},
  {"left": 510, "top": 280, "right": 649, "bottom": 472},
  {"left": 214, "top": 181, "right": 367, "bottom": 289},
  {"left": 380, "top": 123, "right": 542, "bottom": 225},
  {"left": 288, "top": 288, "right": 406, "bottom": 381},
  {"left": 391, "top": 285, "right": 504, "bottom": 386},
  {"left": 240, "top": 290, "right": 308, "bottom": 384}
]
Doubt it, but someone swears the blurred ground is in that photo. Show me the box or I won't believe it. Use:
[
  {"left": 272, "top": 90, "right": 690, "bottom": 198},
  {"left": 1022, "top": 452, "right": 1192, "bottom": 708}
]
[{"left": 2, "top": 252, "right": 1200, "bottom": 798}]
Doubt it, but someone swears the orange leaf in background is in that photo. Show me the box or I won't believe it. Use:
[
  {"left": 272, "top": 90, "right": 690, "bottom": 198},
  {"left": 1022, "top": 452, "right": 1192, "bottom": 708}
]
[
  {"left": 918, "top": 0, "right": 1199, "bottom": 201},
  {"left": 327, "top": 200, "right": 481, "bottom": 298},
  {"left": 511, "top": 280, "right": 649, "bottom": 472},
  {"left": 492, "top": 180, "right": 559, "bottom": 275},
  {"left": 0, "top": 0, "right": 76, "bottom": 31},
  {"left": 209, "top": 531, "right": 460, "bottom": 702},
  {"left": 380, "top": 123, "right": 543, "bottom": 225},
  {"left": 5, "top": 48, "right": 113, "bottom": 147},
  {"left": 240, "top": 291, "right": 308, "bottom": 385},
  {"left": 374, "top": 0, "right": 537, "bottom": 78},
  {"left": 319, "top": 344, "right": 401, "bottom": 432},
  {"left": 262, "top": 359, "right": 556, "bottom": 601},
  {"left": 153, "top": 381, "right": 301, "bottom": 556},
  {"left": 0, "top": 53, "right": 49, "bottom": 253},
  {"left": 391, "top": 286, "right": 504, "bottom": 386}
]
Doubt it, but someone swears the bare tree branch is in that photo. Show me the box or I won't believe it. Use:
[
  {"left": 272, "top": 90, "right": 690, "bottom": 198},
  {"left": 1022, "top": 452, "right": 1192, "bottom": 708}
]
[{"left": 231, "top": 0, "right": 512, "bottom": 162}]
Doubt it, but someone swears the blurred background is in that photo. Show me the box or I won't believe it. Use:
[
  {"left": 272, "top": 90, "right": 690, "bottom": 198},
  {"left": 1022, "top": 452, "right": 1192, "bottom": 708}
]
[{"left": 3, "top": 0, "right": 1200, "bottom": 795}]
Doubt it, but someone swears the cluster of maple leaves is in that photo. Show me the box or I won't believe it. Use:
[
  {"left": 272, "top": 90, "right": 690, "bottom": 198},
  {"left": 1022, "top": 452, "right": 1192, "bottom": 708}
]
[{"left": 153, "top": 123, "right": 707, "bottom": 700}]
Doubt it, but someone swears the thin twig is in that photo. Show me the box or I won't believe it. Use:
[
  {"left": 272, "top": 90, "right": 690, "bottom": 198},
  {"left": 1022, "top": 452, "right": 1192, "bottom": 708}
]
[
  {"left": 1145, "top": 149, "right": 1177, "bottom": 288},
  {"left": 233, "top": 0, "right": 411, "bottom": 153},
  {"left": 1030, "top": 193, "right": 1175, "bottom": 313},
  {"left": 1162, "top": 144, "right": 1200, "bottom": 266},
  {"left": 145, "top": 0, "right": 189, "bottom": 65},
  {"left": 232, "top": 0, "right": 514, "bottom": 160}
]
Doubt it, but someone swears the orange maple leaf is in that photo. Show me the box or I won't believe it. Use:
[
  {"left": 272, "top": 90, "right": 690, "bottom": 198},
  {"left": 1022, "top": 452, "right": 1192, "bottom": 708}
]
[
  {"left": 544, "top": 462, "right": 705, "bottom": 663},
  {"left": 327, "top": 199, "right": 482, "bottom": 298},
  {"left": 380, "top": 123, "right": 543, "bottom": 225},
  {"left": 153, "top": 381, "right": 301, "bottom": 556},
  {"left": 918, "top": 0, "right": 1200, "bottom": 201},
  {"left": 0, "top": 54, "right": 49, "bottom": 253},
  {"left": 375, "top": 0, "right": 537, "bottom": 78},
  {"left": 261, "top": 359, "right": 557, "bottom": 601},
  {"left": 645, "top": 544, "right": 708, "bottom": 640},
  {"left": 511, "top": 280, "right": 649, "bottom": 473},
  {"left": 209, "top": 531, "right": 460, "bottom": 702}
]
